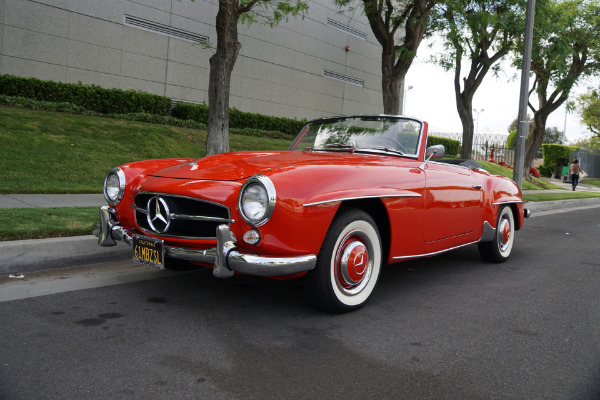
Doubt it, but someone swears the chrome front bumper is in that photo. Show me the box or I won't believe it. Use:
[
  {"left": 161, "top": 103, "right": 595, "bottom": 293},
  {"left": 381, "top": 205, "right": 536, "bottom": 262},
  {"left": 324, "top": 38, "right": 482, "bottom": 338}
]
[{"left": 96, "top": 206, "right": 317, "bottom": 278}]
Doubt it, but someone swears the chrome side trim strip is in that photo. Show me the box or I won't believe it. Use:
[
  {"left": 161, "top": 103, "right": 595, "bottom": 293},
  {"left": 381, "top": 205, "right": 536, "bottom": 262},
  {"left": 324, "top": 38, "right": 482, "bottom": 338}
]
[
  {"left": 493, "top": 200, "right": 524, "bottom": 205},
  {"left": 392, "top": 240, "right": 479, "bottom": 260},
  {"left": 304, "top": 193, "right": 421, "bottom": 207}
]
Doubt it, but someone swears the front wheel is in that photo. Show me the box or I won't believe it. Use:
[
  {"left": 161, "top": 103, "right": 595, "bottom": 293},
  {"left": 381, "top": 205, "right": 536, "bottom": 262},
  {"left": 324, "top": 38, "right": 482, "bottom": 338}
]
[
  {"left": 307, "top": 208, "right": 382, "bottom": 313},
  {"left": 478, "top": 205, "right": 515, "bottom": 263}
]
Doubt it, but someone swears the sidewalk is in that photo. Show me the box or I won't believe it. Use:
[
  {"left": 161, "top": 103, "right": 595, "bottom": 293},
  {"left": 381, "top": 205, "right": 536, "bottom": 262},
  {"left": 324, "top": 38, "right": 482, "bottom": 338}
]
[{"left": 0, "top": 193, "right": 105, "bottom": 208}]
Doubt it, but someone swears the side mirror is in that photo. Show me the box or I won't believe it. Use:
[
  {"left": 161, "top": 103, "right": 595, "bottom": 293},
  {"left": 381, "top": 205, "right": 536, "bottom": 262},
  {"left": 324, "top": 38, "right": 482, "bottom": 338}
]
[{"left": 426, "top": 145, "right": 445, "bottom": 159}]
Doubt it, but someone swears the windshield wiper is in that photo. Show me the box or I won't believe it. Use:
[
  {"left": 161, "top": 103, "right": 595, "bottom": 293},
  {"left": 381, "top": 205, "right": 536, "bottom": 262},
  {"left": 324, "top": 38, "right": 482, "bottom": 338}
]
[
  {"left": 313, "top": 143, "right": 356, "bottom": 152},
  {"left": 363, "top": 146, "right": 404, "bottom": 156}
]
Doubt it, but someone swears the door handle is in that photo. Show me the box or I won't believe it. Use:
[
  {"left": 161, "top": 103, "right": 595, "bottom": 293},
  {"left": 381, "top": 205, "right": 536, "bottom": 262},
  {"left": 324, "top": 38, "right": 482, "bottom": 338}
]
[{"left": 472, "top": 185, "right": 482, "bottom": 190}]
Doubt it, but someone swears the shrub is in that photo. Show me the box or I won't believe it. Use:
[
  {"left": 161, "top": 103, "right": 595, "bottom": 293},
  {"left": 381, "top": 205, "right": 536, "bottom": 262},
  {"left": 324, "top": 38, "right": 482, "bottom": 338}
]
[
  {"left": 0, "top": 94, "right": 96, "bottom": 115},
  {"left": 542, "top": 143, "right": 578, "bottom": 177},
  {"left": 172, "top": 102, "right": 306, "bottom": 136},
  {"left": 427, "top": 136, "right": 461, "bottom": 156},
  {"left": 0, "top": 74, "right": 171, "bottom": 115}
]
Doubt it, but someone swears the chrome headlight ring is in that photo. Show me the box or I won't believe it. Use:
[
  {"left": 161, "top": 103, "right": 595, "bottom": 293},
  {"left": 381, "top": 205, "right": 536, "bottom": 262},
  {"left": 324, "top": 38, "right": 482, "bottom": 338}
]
[
  {"left": 238, "top": 175, "right": 276, "bottom": 227},
  {"left": 103, "top": 167, "right": 126, "bottom": 206}
]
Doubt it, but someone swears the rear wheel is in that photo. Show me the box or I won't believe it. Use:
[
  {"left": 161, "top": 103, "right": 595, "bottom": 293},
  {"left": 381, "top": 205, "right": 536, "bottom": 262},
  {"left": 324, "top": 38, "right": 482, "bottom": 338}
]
[
  {"left": 307, "top": 208, "right": 382, "bottom": 313},
  {"left": 478, "top": 205, "right": 515, "bottom": 263}
]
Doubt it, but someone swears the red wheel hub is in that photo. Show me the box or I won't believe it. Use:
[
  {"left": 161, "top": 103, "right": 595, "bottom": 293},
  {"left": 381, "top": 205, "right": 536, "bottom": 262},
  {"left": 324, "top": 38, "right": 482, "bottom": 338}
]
[
  {"left": 498, "top": 217, "right": 512, "bottom": 250},
  {"left": 338, "top": 238, "right": 369, "bottom": 287}
]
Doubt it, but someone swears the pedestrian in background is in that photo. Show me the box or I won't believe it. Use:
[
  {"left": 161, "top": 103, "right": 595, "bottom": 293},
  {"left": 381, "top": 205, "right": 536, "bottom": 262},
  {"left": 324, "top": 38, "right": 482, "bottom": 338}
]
[{"left": 569, "top": 158, "right": 583, "bottom": 191}]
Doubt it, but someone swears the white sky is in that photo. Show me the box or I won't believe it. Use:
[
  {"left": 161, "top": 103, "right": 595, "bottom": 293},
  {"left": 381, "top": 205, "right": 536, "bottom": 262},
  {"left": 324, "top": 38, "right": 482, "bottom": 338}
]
[{"left": 403, "top": 37, "right": 597, "bottom": 144}]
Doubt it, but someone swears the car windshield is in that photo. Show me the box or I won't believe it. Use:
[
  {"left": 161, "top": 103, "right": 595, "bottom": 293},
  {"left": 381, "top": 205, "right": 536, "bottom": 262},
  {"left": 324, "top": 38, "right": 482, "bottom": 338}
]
[{"left": 289, "top": 116, "right": 423, "bottom": 157}]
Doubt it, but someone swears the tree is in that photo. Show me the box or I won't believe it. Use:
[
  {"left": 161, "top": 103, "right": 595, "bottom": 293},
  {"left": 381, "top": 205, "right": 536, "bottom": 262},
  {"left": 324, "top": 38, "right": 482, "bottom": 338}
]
[
  {"left": 431, "top": 0, "right": 523, "bottom": 159},
  {"left": 515, "top": 0, "right": 600, "bottom": 173},
  {"left": 506, "top": 122, "right": 562, "bottom": 158},
  {"left": 575, "top": 88, "right": 600, "bottom": 136},
  {"left": 335, "top": 0, "right": 440, "bottom": 114},
  {"left": 201, "top": 0, "right": 308, "bottom": 155}
]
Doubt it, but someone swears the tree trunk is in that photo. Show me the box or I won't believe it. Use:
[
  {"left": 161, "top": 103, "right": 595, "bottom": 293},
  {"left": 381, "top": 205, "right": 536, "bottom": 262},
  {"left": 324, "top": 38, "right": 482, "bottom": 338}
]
[
  {"left": 206, "top": 1, "right": 241, "bottom": 156},
  {"left": 382, "top": 51, "right": 401, "bottom": 115},
  {"left": 523, "top": 113, "right": 547, "bottom": 173},
  {"left": 457, "top": 100, "right": 474, "bottom": 159}
]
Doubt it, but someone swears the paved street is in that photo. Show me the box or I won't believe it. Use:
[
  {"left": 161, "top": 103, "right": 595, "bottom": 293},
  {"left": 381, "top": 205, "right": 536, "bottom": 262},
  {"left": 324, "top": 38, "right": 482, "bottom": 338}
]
[{"left": 1, "top": 208, "right": 599, "bottom": 400}]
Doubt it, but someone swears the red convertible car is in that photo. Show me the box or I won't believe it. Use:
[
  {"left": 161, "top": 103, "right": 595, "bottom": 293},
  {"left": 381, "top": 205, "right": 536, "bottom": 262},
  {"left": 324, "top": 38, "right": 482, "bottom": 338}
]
[{"left": 97, "top": 115, "right": 529, "bottom": 312}]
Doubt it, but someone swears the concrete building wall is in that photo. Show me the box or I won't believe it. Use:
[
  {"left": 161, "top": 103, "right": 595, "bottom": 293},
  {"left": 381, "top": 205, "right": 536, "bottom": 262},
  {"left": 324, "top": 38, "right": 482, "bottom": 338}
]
[{"left": 0, "top": 0, "right": 387, "bottom": 121}]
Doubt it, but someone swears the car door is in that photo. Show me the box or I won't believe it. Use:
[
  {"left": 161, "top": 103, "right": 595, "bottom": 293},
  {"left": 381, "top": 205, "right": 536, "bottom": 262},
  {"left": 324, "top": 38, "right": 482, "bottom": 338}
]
[{"left": 422, "top": 162, "right": 483, "bottom": 247}]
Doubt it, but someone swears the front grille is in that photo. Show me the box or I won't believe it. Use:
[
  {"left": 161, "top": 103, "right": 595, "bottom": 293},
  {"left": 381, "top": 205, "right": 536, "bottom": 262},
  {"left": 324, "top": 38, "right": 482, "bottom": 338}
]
[{"left": 134, "top": 192, "right": 231, "bottom": 240}]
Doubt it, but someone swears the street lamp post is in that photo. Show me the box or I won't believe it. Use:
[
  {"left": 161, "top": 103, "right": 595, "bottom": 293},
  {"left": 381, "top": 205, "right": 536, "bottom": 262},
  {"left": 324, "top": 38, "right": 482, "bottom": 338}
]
[
  {"left": 402, "top": 85, "right": 413, "bottom": 115},
  {"left": 473, "top": 108, "right": 485, "bottom": 135}
]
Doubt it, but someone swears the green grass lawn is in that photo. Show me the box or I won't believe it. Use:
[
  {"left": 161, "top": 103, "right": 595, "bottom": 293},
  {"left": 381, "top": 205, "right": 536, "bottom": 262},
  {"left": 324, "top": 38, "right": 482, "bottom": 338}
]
[
  {"left": 477, "top": 161, "right": 562, "bottom": 191},
  {"left": 0, "top": 207, "right": 98, "bottom": 241},
  {"left": 0, "top": 106, "right": 291, "bottom": 193},
  {"left": 582, "top": 178, "right": 600, "bottom": 188},
  {"left": 0, "top": 105, "right": 597, "bottom": 241}
]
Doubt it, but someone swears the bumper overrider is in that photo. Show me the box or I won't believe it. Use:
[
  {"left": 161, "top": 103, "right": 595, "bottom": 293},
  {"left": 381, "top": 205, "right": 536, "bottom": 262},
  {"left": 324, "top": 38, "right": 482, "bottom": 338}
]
[{"left": 96, "top": 206, "right": 317, "bottom": 278}]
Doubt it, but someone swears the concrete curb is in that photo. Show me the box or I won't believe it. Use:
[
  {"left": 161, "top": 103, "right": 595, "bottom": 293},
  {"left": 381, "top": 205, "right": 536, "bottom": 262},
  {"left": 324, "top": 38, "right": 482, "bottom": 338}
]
[
  {"left": 1, "top": 235, "right": 130, "bottom": 276},
  {"left": 1, "top": 198, "right": 599, "bottom": 276},
  {"left": 524, "top": 197, "right": 600, "bottom": 211}
]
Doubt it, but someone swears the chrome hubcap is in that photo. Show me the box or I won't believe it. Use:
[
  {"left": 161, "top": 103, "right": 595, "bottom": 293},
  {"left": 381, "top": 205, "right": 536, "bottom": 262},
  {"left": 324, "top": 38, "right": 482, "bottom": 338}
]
[
  {"left": 498, "top": 216, "right": 512, "bottom": 252},
  {"left": 335, "top": 231, "right": 372, "bottom": 296}
]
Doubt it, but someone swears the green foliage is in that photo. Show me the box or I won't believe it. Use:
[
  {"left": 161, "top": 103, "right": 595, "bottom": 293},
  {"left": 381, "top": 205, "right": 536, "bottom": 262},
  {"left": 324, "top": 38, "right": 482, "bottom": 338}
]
[
  {"left": 575, "top": 88, "right": 600, "bottom": 136},
  {"left": 427, "top": 136, "right": 461, "bottom": 156},
  {"left": 541, "top": 143, "right": 578, "bottom": 177},
  {"left": 573, "top": 135, "right": 600, "bottom": 153},
  {"left": 0, "top": 107, "right": 292, "bottom": 193},
  {"left": 0, "top": 74, "right": 171, "bottom": 115},
  {"left": 172, "top": 102, "right": 305, "bottom": 137},
  {"left": 238, "top": 1, "right": 309, "bottom": 27},
  {"left": 0, "top": 94, "right": 96, "bottom": 115},
  {"left": 0, "top": 207, "right": 99, "bottom": 241},
  {"left": 431, "top": 0, "right": 523, "bottom": 72},
  {"left": 525, "top": 0, "right": 600, "bottom": 88},
  {"left": 506, "top": 130, "right": 517, "bottom": 149}
]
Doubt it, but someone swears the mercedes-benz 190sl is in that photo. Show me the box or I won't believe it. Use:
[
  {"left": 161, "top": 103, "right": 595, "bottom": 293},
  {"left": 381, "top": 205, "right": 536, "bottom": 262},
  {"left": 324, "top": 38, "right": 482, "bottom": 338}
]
[{"left": 97, "top": 115, "right": 530, "bottom": 312}]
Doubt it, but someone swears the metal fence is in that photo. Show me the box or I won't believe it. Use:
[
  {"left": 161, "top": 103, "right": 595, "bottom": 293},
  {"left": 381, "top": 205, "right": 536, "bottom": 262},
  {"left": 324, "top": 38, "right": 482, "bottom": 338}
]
[
  {"left": 472, "top": 141, "right": 515, "bottom": 166},
  {"left": 430, "top": 131, "right": 514, "bottom": 164},
  {"left": 430, "top": 131, "right": 600, "bottom": 176},
  {"left": 572, "top": 150, "right": 600, "bottom": 178}
]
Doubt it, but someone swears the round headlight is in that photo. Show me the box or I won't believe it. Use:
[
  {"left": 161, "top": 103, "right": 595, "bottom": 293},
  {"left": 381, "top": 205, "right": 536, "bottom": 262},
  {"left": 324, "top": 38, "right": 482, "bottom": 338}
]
[
  {"left": 239, "top": 175, "right": 276, "bottom": 227},
  {"left": 103, "top": 167, "right": 126, "bottom": 205}
]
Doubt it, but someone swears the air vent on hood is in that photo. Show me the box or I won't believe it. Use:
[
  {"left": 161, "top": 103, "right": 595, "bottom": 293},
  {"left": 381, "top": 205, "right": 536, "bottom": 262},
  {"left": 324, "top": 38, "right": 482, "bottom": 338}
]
[{"left": 124, "top": 16, "right": 208, "bottom": 44}]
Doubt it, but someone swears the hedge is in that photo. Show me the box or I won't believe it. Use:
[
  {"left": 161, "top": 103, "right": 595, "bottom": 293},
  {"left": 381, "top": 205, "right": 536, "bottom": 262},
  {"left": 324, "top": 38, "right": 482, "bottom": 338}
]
[
  {"left": 427, "top": 136, "right": 461, "bottom": 156},
  {"left": 541, "top": 143, "right": 578, "bottom": 177},
  {"left": 0, "top": 74, "right": 171, "bottom": 115},
  {"left": 172, "top": 102, "right": 306, "bottom": 137}
]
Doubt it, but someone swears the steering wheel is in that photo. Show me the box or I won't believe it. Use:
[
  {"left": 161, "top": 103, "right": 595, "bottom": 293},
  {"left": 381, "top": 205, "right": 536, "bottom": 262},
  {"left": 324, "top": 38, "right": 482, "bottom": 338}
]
[{"left": 374, "top": 136, "right": 408, "bottom": 153}]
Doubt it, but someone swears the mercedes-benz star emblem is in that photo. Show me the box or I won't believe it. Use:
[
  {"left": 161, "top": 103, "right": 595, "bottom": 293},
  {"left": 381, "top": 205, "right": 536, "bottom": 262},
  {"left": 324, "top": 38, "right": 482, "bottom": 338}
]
[{"left": 146, "top": 196, "right": 171, "bottom": 233}]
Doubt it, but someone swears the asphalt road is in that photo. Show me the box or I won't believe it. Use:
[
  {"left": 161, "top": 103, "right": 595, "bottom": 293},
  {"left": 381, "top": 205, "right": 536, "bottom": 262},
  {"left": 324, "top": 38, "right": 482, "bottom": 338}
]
[{"left": 1, "top": 208, "right": 599, "bottom": 400}]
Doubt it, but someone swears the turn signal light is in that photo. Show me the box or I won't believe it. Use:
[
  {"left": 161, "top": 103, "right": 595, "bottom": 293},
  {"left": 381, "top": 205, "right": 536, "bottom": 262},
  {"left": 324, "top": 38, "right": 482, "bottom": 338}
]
[{"left": 243, "top": 229, "right": 261, "bottom": 245}]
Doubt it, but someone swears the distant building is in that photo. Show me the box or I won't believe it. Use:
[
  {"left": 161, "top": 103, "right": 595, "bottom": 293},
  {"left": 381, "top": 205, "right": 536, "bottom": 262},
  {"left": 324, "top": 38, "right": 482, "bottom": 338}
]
[{"left": 0, "top": 0, "right": 393, "bottom": 121}]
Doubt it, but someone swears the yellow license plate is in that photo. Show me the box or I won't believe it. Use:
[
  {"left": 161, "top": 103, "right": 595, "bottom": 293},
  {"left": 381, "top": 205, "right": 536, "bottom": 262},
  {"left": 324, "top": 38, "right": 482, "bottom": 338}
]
[{"left": 132, "top": 234, "right": 164, "bottom": 269}]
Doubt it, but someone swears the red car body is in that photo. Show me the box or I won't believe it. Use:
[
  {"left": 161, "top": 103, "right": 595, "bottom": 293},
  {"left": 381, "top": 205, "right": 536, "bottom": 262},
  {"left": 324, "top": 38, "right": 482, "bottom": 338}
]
[{"left": 98, "top": 115, "right": 529, "bottom": 312}]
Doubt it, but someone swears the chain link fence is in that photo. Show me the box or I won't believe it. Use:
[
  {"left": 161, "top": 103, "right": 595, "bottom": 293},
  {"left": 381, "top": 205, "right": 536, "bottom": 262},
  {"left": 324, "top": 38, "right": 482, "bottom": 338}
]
[{"left": 572, "top": 150, "right": 600, "bottom": 178}]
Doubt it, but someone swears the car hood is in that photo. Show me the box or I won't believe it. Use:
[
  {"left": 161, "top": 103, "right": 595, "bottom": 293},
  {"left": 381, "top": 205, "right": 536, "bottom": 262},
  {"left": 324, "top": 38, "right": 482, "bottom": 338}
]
[{"left": 149, "top": 150, "right": 397, "bottom": 181}]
